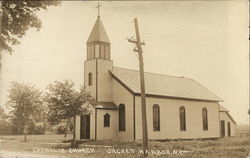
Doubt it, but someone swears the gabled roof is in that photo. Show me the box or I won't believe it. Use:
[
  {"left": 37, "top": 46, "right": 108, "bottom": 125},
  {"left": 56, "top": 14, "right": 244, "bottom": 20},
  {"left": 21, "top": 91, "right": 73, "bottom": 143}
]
[
  {"left": 219, "top": 105, "right": 229, "bottom": 112},
  {"left": 219, "top": 105, "right": 236, "bottom": 124},
  {"left": 87, "top": 17, "right": 110, "bottom": 43},
  {"left": 95, "top": 102, "right": 117, "bottom": 110},
  {"left": 227, "top": 113, "right": 237, "bottom": 124},
  {"left": 110, "top": 67, "right": 222, "bottom": 102}
]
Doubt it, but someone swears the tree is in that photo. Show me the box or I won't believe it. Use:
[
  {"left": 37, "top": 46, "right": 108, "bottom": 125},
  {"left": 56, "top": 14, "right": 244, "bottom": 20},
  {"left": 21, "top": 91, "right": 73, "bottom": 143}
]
[
  {"left": 0, "top": 106, "right": 11, "bottom": 135},
  {"left": 0, "top": 1, "right": 61, "bottom": 109},
  {"left": 7, "top": 82, "right": 44, "bottom": 141},
  {"left": 45, "top": 80, "right": 94, "bottom": 142},
  {"left": 0, "top": 0, "right": 60, "bottom": 54}
]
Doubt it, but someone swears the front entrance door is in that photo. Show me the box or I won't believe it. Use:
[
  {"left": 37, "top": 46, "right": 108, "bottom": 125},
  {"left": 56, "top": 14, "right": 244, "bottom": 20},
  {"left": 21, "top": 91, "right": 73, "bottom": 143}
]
[{"left": 80, "top": 115, "right": 90, "bottom": 139}]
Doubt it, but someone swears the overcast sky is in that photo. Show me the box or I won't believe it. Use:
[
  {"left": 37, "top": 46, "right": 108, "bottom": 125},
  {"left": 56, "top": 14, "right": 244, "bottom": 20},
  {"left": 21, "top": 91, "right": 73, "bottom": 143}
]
[{"left": 1, "top": 1, "right": 249, "bottom": 124}]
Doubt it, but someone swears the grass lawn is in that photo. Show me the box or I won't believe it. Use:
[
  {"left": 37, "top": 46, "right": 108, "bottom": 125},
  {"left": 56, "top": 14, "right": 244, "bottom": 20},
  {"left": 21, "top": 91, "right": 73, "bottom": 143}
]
[{"left": 0, "top": 134, "right": 249, "bottom": 158}]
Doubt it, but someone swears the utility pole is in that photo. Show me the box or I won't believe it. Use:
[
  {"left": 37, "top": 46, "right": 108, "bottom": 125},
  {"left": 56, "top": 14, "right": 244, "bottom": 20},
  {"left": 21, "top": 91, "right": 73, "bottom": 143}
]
[
  {"left": 0, "top": 1, "right": 3, "bottom": 107},
  {"left": 128, "top": 18, "right": 148, "bottom": 156}
]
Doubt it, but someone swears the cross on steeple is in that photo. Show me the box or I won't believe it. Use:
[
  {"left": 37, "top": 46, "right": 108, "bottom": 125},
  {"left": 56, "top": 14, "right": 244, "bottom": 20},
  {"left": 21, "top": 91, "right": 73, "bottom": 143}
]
[{"left": 96, "top": 2, "right": 102, "bottom": 17}]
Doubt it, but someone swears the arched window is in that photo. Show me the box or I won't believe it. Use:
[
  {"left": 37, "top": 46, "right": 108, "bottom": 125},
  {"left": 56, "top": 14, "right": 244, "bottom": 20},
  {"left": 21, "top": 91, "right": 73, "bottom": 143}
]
[
  {"left": 104, "top": 113, "right": 110, "bottom": 127},
  {"left": 153, "top": 104, "right": 160, "bottom": 131},
  {"left": 202, "top": 108, "right": 208, "bottom": 130},
  {"left": 179, "top": 106, "right": 186, "bottom": 131},
  {"left": 119, "top": 104, "right": 125, "bottom": 131},
  {"left": 88, "top": 72, "right": 92, "bottom": 86}
]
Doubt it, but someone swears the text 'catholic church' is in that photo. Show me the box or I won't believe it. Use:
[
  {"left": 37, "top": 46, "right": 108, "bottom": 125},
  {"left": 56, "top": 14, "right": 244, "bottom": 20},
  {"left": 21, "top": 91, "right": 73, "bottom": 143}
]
[{"left": 75, "top": 13, "right": 236, "bottom": 141}]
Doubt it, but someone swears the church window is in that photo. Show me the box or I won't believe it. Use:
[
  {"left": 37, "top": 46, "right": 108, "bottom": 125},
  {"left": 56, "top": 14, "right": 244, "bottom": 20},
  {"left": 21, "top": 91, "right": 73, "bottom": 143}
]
[
  {"left": 179, "top": 106, "right": 186, "bottom": 131},
  {"left": 119, "top": 104, "right": 125, "bottom": 131},
  {"left": 95, "top": 44, "right": 99, "bottom": 58},
  {"left": 88, "top": 72, "right": 93, "bottom": 86},
  {"left": 153, "top": 104, "right": 160, "bottom": 131},
  {"left": 104, "top": 113, "right": 110, "bottom": 127},
  {"left": 202, "top": 108, "right": 208, "bottom": 130}
]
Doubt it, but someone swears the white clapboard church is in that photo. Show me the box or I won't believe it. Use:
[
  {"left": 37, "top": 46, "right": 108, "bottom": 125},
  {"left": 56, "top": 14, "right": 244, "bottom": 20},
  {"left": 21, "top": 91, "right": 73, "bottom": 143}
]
[{"left": 75, "top": 13, "right": 236, "bottom": 141}]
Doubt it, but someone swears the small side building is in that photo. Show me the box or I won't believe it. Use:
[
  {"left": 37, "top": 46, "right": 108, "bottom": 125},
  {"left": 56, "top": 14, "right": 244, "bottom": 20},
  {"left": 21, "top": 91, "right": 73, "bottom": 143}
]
[{"left": 219, "top": 105, "right": 236, "bottom": 137}]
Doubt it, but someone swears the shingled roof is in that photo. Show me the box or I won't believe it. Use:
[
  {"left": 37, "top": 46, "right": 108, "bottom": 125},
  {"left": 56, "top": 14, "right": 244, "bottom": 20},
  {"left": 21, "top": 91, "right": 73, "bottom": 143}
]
[{"left": 110, "top": 67, "right": 222, "bottom": 102}]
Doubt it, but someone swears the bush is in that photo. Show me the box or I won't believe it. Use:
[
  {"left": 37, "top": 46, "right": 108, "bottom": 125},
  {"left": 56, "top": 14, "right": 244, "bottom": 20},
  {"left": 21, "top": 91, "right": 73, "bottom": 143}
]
[
  {"left": 33, "top": 122, "right": 45, "bottom": 134},
  {"left": 0, "top": 122, "right": 12, "bottom": 135},
  {"left": 52, "top": 119, "right": 74, "bottom": 134},
  {"left": 24, "top": 121, "right": 45, "bottom": 135},
  {"left": 53, "top": 122, "right": 67, "bottom": 134}
]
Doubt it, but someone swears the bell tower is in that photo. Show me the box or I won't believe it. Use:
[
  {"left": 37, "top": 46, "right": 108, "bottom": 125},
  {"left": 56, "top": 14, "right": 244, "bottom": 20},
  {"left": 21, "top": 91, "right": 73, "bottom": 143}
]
[
  {"left": 86, "top": 18, "right": 110, "bottom": 60},
  {"left": 84, "top": 5, "right": 113, "bottom": 102}
]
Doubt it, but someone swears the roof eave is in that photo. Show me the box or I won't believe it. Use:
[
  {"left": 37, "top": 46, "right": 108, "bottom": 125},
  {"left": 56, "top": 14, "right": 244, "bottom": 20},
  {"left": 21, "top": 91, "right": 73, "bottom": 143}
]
[
  {"left": 226, "top": 112, "right": 237, "bottom": 124},
  {"left": 95, "top": 107, "right": 117, "bottom": 110},
  {"left": 134, "top": 93, "right": 221, "bottom": 102}
]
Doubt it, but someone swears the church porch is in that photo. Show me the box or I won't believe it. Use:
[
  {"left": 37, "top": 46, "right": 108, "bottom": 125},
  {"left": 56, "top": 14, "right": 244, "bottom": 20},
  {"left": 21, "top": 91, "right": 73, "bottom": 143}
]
[{"left": 75, "top": 102, "right": 118, "bottom": 141}]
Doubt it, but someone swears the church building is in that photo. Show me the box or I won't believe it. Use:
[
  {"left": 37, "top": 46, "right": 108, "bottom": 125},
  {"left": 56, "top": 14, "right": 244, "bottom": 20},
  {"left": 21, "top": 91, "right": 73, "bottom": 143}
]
[{"left": 75, "top": 13, "right": 236, "bottom": 141}]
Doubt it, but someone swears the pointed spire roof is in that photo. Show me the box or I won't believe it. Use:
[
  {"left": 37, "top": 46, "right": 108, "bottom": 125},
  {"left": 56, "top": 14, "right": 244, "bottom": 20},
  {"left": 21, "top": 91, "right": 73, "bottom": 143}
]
[{"left": 87, "top": 17, "right": 110, "bottom": 43}]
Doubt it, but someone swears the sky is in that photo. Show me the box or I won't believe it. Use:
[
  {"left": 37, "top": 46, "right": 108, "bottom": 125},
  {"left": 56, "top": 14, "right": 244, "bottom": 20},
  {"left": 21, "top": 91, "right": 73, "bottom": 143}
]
[{"left": 0, "top": 1, "right": 249, "bottom": 124}]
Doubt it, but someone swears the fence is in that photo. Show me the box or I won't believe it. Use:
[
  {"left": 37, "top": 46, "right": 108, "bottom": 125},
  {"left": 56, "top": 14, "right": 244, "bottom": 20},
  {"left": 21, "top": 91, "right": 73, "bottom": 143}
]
[{"left": 235, "top": 130, "right": 250, "bottom": 137}]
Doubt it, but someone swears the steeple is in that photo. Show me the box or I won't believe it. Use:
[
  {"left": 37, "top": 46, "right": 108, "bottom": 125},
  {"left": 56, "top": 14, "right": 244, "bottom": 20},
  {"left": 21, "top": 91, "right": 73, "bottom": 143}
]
[
  {"left": 84, "top": 3, "right": 113, "bottom": 102},
  {"left": 87, "top": 17, "right": 110, "bottom": 44},
  {"left": 86, "top": 5, "right": 111, "bottom": 61}
]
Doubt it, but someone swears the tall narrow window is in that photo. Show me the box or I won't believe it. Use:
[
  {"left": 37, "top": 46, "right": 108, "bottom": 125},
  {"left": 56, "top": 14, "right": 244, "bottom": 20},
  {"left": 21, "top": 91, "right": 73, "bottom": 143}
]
[
  {"left": 88, "top": 72, "right": 92, "bottom": 86},
  {"left": 202, "top": 108, "right": 208, "bottom": 130},
  {"left": 179, "top": 106, "right": 186, "bottom": 131},
  {"left": 119, "top": 104, "right": 125, "bottom": 131},
  {"left": 227, "top": 122, "right": 231, "bottom": 136},
  {"left": 220, "top": 120, "right": 225, "bottom": 137},
  {"left": 104, "top": 113, "right": 110, "bottom": 127},
  {"left": 153, "top": 104, "right": 160, "bottom": 131}
]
